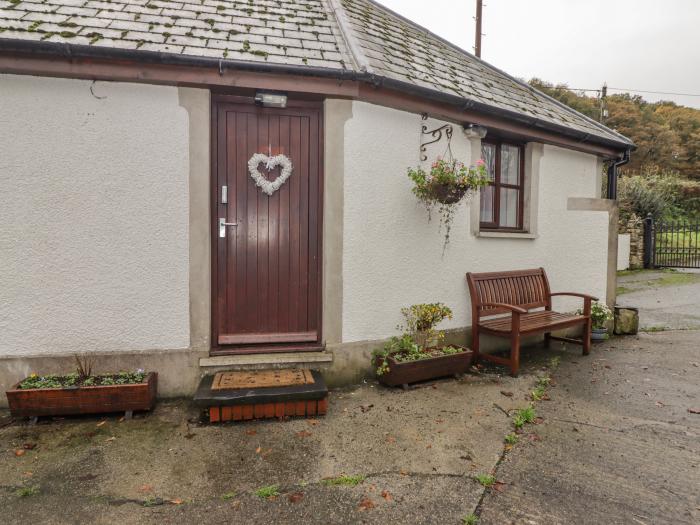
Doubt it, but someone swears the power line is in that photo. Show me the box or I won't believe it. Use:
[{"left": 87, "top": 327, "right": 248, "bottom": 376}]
[{"left": 566, "top": 87, "right": 700, "bottom": 98}]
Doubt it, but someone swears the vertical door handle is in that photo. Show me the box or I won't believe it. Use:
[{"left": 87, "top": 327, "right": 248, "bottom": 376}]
[{"left": 219, "top": 217, "right": 238, "bottom": 238}]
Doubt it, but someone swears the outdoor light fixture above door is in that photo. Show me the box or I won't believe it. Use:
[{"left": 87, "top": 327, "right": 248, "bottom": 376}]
[{"left": 254, "top": 91, "right": 288, "bottom": 108}]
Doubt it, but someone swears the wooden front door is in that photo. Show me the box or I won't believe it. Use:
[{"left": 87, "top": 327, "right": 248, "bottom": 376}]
[{"left": 212, "top": 98, "right": 323, "bottom": 353}]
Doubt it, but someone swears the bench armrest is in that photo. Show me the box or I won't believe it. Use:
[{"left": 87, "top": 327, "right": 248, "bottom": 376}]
[
  {"left": 550, "top": 292, "right": 599, "bottom": 301},
  {"left": 479, "top": 302, "right": 527, "bottom": 314}
]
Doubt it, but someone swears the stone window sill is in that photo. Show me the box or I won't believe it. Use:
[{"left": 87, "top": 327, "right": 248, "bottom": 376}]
[{"left": 477, "top": 231, "right": 538, "bottom": 239}]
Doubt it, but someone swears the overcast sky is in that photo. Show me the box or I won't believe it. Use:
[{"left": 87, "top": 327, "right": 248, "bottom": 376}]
[{"left": 375, "top": 0, "right": 700, "bottom": 109}]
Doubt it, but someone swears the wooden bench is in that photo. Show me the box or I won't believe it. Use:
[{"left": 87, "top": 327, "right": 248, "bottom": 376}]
[{"left": 466, "top": 268, "right": 597, "bottom": 376}]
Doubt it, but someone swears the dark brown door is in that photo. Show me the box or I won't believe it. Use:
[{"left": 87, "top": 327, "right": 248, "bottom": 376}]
[{"left": 212, "top": 99, "right": 323, "bottom": 353}]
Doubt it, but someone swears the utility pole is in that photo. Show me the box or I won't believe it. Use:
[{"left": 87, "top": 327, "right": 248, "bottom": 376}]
[
  {"left": 600, "top": 82, "right": 608, "bottom": 122},
  {"left": 475, "top": 0, "right": 483, "bottom": 58}
]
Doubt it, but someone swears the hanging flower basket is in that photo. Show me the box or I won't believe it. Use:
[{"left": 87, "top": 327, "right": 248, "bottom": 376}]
[{"left": 408, "top": 158, "right": 489, "bottom": 248}]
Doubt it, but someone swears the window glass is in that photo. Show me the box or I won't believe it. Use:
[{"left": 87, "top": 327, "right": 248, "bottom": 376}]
[
  {"left": 500, "top": 144, "right": 520, "bottom": 185},
  {"left": 499, "top": 188, "right": 519, "bottom": 228},
  {"left": 480, "top": 185, "right": 494, "bottom": 223}
]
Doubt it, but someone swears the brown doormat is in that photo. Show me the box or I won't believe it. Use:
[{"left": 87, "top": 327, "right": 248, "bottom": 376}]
[{"left": 211, "top": 369, "right": 315, "bottom": 390}]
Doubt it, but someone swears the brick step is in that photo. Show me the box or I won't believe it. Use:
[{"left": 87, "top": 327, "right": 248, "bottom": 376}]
[
  {"left": 194, "top": 369, "right": 328, "bottom": 423},
  {"left": 209, "top": 398, "right": 328, "bottom": 423}
]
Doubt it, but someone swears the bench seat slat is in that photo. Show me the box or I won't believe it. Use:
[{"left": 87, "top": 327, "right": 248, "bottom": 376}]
[{"left": 479, "top": 311, "right": 587, "bottom": 335}]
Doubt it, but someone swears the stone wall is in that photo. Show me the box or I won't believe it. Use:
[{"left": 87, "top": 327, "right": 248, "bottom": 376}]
[{"left": 621, "top": 215, "right": 644, "bottom": 269}]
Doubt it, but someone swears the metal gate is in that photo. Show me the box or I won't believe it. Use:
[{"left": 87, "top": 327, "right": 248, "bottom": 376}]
[{"left": 646, "top": 217, "right": 700, "bottom": 268}]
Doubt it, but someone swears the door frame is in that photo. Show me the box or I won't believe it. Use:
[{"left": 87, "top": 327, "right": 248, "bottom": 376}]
[{"left": 209, "top": 93, "right": 325, "bottom": 355}]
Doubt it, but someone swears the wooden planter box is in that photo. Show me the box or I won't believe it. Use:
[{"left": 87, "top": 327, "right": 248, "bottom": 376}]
[
  {"left": 376, "top": 347, "right": 473, "bottom": 388},
  {"left": 6, "top": 373, "right": 157, "bottom": 418}
]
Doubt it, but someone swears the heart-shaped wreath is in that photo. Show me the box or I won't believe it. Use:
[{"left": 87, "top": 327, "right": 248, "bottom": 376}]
[{"left": 248, "top": 153, "right": 293, "bottom": 196}]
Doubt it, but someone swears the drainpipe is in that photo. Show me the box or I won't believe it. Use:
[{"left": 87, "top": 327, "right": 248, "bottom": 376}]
[{"left": 606, "top": 149, "right": 631, "bottom": 199}]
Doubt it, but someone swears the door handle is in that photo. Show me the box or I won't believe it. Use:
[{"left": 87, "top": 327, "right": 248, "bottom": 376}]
[{"left": 219, "top": 217, "right": 238, "bottom": 238}]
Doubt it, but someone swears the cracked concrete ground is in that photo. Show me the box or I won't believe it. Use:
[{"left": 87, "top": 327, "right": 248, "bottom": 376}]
[
  {"left": 1, "top": 356, "right": 552, "bottom": 525},
  {"left": 478, "top": 331, "right": 700, "bottom": 525}
]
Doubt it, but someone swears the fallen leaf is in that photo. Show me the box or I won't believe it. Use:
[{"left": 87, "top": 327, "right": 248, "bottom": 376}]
[
  {"left": 118, "top": 417, "right": 125, "bottom": 423},
  {"left": 493, "top": 481, "right": 507, "bottom": 492},
  {"left": 399, "top": 469, "right": 408, "bottom": 476},
  {"left": 14, "top": 449, "right": 25, "bottom": 457},
  {"left": 296, "top": 430, "right": 312, "bottom": 438},
  {"left": 385, "top": 436, "right": 396, "bottom": 444},
  {"left": 105, "top": 436, "right": 116, "bottom": 442},
  {"left": 359, "top": 404, "right": 374, "bottom": 413},
  {"left": 534, "top": 417, "right": 545, "bottom": 425},
  {"left": 688, "top": 408, "right": 700, "bottom": 414},
  {"left": 22, "top": 443, "right": 36, "bottom": 450},
  {"left": 504, "top": 444, "right": 513, "bottom": 452},
  {"left": 500, "top": 391, "right": 514, "bottom": 397},
  {"left": 528, "top": 433, "right": 542, "bottom": 442},
  {"left": 169, "top": 498, "right": 184, "bottom": 505},
  {"left": 434, "top": 418, "right": 444, "bottom": 424},
  {"left": 655, "top": 401, "right": 665, "bottom": 407},
  {"left": 426, "top": 444, "right": 432, "bottom": 449},
  {"left": 358, "top": 497, "right": 375, "bottom": 511},
  {"left": 381, "top": 490, "right": 392, "bottom": 501},
  {"left": 245, "top": 430, "right": 257, "bottom": 436},
  {"left": 288, "top": 492, "right": 304, "bottom": 503},
  {"left": 255, "top": 446, "right": 262, "bottom": 454},
  {"left": 96, "top": 421, "right": 106, "bottom": 427},
  {"left": 139, "top": 484, "right": 154, "bottom": 493}
]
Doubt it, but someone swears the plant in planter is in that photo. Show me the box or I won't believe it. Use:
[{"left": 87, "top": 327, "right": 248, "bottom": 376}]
[
  {"left": 372, "top": 303, "right": 473, "bottom": 388},
  {"left": 578, "top": 301, "right": 614, "bottom": 341},
  {"left": 6, "top": 355, "right": 157, "bottom": 421},
  {"left": 408, "top": 157, "right": 489, "bottom": 249}
]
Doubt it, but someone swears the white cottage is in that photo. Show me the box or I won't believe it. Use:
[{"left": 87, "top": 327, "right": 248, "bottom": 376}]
[{"left": 0, "top": 0, "right": 633, "bottom": 404}]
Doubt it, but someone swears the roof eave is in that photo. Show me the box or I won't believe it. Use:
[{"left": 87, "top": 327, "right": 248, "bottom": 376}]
[{"left": 0, "top": 38, "right": 635, "bottom": 153}]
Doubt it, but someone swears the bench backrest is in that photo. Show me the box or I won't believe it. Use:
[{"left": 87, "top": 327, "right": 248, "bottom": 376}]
[{"left": 466, "top": 268, "right": 552, "bottom": 319}]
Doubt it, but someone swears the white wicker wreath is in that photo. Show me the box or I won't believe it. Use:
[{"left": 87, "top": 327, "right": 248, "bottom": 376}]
[{"left": 248, "top": 153, "right": 293, "bottom": 196}]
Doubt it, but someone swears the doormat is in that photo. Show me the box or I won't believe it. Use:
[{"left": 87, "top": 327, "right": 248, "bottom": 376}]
[{"left": 211, "top": 369, "right": 315, "bottom": 390}]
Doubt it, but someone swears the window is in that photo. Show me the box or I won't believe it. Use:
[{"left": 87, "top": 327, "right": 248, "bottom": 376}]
[{"left": 479, "top": 141, "right": 525, "bottom": 231}]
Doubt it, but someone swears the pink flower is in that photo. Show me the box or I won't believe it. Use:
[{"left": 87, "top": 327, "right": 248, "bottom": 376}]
[{"left": 476, "top": 159, "right": 485, "bottom": 166}]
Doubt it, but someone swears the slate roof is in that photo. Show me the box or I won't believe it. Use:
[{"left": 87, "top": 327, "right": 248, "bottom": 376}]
[{"left": 0, "top": 0, "right": 633, "bottom": 149}]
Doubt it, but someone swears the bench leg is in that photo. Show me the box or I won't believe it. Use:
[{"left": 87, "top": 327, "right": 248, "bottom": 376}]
[
  {"left": 471, "top": 327, "right": 480, "bottom": 364},
  {"left": 583, "top": 319, "right": 591, "bottom": 356},
  {"left": 544, "top": 332, "right": 551, "bottom": 348},
  {"left": 510, "top": 331, "right": 521, "bottom": 377}
]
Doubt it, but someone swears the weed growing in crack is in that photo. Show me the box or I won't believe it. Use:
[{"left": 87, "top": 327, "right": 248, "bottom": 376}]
[
  {"left": 462, "top": 513, "right": 479, "bottom": 524},
  {"left": 255, "top": 485, "right": 280, "bottom": 499},
  {"left": 513, "top": 405, "right": 536, "bottom": 429},
  {"left": 474, "top": 473, "right": 496, "bottom": 487},
  {"left": 504, "top": 433, "right": 519, "bottom": 445},
  {"left": 321, "top": 475, "right": 365, "bottom": 487},
  {"left": 16, "top": 486, "right": 39, "bottom": 498}
]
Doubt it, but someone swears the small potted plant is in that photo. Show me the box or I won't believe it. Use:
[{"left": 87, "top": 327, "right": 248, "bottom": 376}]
[
  {"left": 372, "top": 303, "right": 473, "bottom": 388},
  {"left": 6, "top": 355, "right": 157, "bottom": 421},
  {"left": 578, "top": 301, "right": 614, "bottom": 341},
  {"left": 408, "top": 157, "right": 489, "bottom": 248}
]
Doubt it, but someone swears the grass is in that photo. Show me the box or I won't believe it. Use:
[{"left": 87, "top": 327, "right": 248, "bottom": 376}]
[
  {"left": 462, "top": 513, "right": 479, "bottom": 524},
  {"left": 513, "top": 405, "right": 536, "bottom": 429},
  {"left": 531, "top": 376, "right": 551, "bottom": 401},
  {"left": 254, "top": 485, "right": 280, "bottom": 499},
  {"left": 16, "top": 486, "right": 39, "bottom": 498},
  {"left": 474, "top": 474, "right": 496, "bottom": 487},
  {"left": 221, "top": 491, "right": 236, "bottom": 501},
  {"left": 504, "top": 433, "right": 519, "bottom": 445},
  {"left": 548, "top": 356, "right": 561, "bottom": 370},
  {"left": 321, "top": 475, "right": 365, "bottom": 487}
]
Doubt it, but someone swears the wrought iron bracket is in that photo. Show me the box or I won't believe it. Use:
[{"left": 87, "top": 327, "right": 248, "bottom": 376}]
[{"left": 420, "top": 113, "right": 453, "bottom": 161}]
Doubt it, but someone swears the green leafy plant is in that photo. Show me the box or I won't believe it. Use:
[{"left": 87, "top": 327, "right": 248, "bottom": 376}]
[
  {"left": 372, "top": 303, "right": 462, "bottom": 376},
  {"left": 408, "top": 158, "right": 489, "bottom": 248},
  {"left": 321, "top": 475, "right": 365, "bottom": 487},
  {"left": 531, "top": 376, "right": 551, "bottom": 401},
  {"left": 513, "top": 405, "right": 536, "bottom": 429},
  {"left": 462, "top": 513, "right": 479, "bottom": 525},
  {"left": 474, "top": 474, "right": 496, "bottom": 487},
  {"left": 577, "top": 301, "right": 613, "bottom": 330},
  {"left": 255, "top": 485, "right": 280, "bottom": 499},
  {"left": 18, "top": 370, "right": 147, "bottom": 390}
]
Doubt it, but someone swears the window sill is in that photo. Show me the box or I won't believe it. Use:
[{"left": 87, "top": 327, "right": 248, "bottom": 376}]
[{"left": 477, "top": 230, "right": 538, "bottom": 239}]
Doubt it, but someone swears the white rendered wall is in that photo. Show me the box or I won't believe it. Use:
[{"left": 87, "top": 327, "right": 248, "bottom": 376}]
[
  {"left": 341, "top": 101, "right": 609, "bottom": 342},
  {"left": 0, "top": 74, "right": 191, "bottom": 356}
]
